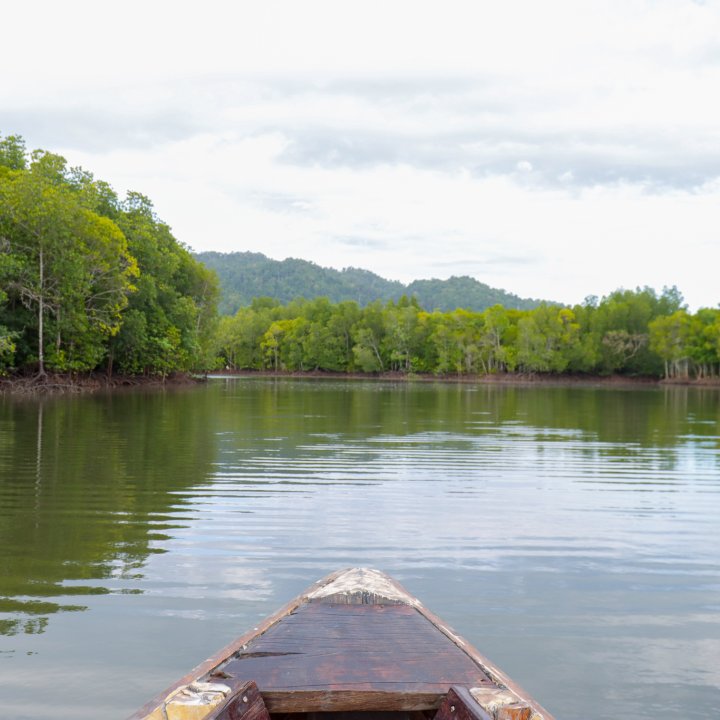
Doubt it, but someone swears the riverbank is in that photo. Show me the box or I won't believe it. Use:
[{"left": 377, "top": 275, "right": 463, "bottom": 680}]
[
  {"left": 3, "top": 369, "right": 718, "bottom": 395},
  {"left": 210, "top": 369, "right": 720, "bottom": 388},
  {"left": 0, "top": 371, "right": 203, "bottom": 396}
]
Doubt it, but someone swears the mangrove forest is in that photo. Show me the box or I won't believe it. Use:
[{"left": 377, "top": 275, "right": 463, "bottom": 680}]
[
  {"left": 2, "top": 133, "right": 719, "bottom": 383},
  {"left": 0, "top": 133, "right": 218, "bottom": 378}
]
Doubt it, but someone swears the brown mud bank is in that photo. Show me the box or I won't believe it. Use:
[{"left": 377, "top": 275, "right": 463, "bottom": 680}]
[
  {"left": 4, "top": 370, "right": 717, "bottom": 396},
  {"left": 0, "top": 371, "right": 203, "bottom": 396},
  {"left": 212, "top": 369, "right": 676, "bottom": 388}
]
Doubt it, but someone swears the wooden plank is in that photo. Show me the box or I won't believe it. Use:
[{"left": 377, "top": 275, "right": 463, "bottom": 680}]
[
  {"left": 323, "top": 572, "right": 552, "bottom": 720},
  {"left": 219, "top": 603, "right": 493, "bottom": 707},
  {"left": 262, "top": 689, "right": 446, "bottom": 713},
  {"left": 304, "top": 570, "right": 554, "bottom": 720},
  {"left": 127, "top": 570, "right": 350, "bottom": 720},
  {"left": 433, "top": 687, "right": 493, "bottom": 720},
  {"left": 204, "top": 681, "right": 270, "bottom": 720}
]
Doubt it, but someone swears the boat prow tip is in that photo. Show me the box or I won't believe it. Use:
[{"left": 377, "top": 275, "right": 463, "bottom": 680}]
[{"left": 307, "top": 567, "right": 421, "bottom": 606}]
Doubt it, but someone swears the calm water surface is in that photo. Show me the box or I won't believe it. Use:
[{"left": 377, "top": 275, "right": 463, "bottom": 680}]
[{"left": 1, "top": 379, "right": 719, "bottom": 719}]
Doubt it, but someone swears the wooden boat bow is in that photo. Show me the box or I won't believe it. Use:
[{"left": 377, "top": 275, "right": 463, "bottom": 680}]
[{"left": 129, "top": 568, "right": 554, "bottom": 720}]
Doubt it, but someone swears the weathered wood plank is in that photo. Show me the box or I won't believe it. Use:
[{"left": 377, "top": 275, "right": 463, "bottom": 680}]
[
  {"left": 127, "top": 570, "right": 351, "bottom": 720},
  {"left": 433, "top": 687, "right": 493, "bottom": 720},
  {"left": 219, "top": 603, "right": 493, "bottom": 702},
  {"left": 204, "top": 681, "right": 270, "bottom": 720},
  {"left": 269, "top": 712, "right": 431, "bottom": 720},
  {"left": 262, "top": 689, "right": 446, "bottom": 713}
]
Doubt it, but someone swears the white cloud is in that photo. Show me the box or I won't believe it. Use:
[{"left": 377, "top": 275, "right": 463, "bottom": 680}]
[{"left": 2, "top": 0, "right": 720, "bottom": 309}]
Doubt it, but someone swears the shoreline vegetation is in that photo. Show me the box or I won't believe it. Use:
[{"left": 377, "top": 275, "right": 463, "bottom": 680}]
[
  {"left": 0, "top": 370, "right": 202, "bottom": 395},
  {"left": 2, "top": 368, "right": 719, "bottom": 396},
  {"left": 1, "top": 134, "right": 218, "bottom": 383},
  {"left": 212, "top": 291, "right": 720, "bottom": 383},
  {"left": 210, "top": 369, "right": 719, "bottom": 386},
  {"left": 3, "top": 134, "right": 720, "bottom": 392}
]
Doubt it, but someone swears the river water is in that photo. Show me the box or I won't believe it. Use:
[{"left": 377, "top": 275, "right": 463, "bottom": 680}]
[{"left": 0, "top": 378, "right": 719, "bottom": 719}]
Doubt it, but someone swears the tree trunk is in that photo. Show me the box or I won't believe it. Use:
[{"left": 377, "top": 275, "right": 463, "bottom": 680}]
[{"left": 37, "top": 246, "right": 45, "bottom": 376}]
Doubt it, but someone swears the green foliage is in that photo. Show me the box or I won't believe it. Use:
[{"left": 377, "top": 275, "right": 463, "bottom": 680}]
[
  {"left": 0, "top": 153, "right": 138, "bottom": 373},
  {"left": 194, "top": 251, "right": 545, "bottom": 314},
  {"left": 0, "top": 330, "right": 16, "bottom": 370},
  {"left": 685, "top": 308, "right": 720, "bottom": 379},
  {"left": 407, "top": 276, "right": 541, "bottom": 313},
  {"left": 212, "top": 287, "right": 718, "bottom": 381},
  {"left": 649, "top": 310, "right": 692, "bottom": 379},
  {"left": 108, "top": 193, "right": 219, "bottom": 375},
  {"left": 583, "top": 286, "right": 682, "bottom": 376},
  {"left": 0, "top": 282, "right": 17, "bottom": 373},
  {"left": 516, "top": 305, "right": 570, "bottom": 373},
  {"left": 0, "top": 134, "right": 27, "bottom": 170},
  {"left": 352, "top": 300, "right": 387, "bottom": 372},
  {"left": 0, "top": 133, "right": 219, "bottom": 377}
]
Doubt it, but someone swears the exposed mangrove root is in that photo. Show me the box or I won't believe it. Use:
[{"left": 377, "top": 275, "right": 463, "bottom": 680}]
[{"left": 0, "top": 371, "right": 200, "bottom": 395}]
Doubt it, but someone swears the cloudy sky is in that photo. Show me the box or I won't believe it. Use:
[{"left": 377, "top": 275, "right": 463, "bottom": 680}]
[{"left": 2, "top": 0, "right": 719, "bottom": 309}]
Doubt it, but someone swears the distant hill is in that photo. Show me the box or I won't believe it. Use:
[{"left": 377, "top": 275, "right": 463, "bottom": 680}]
[{"left": 194, "top": 251, "right": 545, "bottom": 315}]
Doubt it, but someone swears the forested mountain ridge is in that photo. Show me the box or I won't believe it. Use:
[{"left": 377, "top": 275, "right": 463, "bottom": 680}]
[{"left": 194, "top": 251, "right": 544, "bottom": 314}]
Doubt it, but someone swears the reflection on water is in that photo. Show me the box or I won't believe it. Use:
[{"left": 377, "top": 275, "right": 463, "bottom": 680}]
[
  {"left": 0, "top": 380, "right": 719, "bottom": 720},
  {"left": 0, "top": 391, "right": 219, "bottom": 636}
]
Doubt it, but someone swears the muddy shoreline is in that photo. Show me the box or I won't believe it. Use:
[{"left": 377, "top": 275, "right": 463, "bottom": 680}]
[
  {"left": 0, "top": 371, "right": 203, "bottom": 396},
  {"left": 2, "top": 368, "right": 718, "bottom": 395},
  {"left": 209, "top": 369, "right": 720, "bottom": 388}
]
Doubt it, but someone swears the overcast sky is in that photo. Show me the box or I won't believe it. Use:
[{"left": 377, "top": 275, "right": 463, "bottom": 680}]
[{"left": 2, "top": 0, "right": 719, "bottom": 309}]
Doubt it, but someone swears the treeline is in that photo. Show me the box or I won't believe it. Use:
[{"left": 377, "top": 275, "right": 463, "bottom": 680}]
[
  {"left": 0, "top": 133, "right": 218, "bottom": 377},
  {"left": 213, "top": 288, "right": 720, "bottom": 380},
  {"left": 195, "top": 251, "right": 543, "bottom": 315},
  {"left": 3, "top": 133, "right": 718, "bottom": 384}
]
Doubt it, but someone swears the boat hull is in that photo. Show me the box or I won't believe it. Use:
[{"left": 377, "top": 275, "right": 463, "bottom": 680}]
[{"left": 128, "top": 568, "right": 554, "bottom": 720}]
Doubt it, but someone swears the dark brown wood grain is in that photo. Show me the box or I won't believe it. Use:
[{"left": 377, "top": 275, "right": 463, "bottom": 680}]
[
  {"left": 204, "top": 681, "right": 270, "bottom": 720},
  {"left": 226, "top": 603, "right": 494, "bottom": 686},
  {"left": 433, "top": 687, "right": 493, "bottom": 720},
  {"left": 307, "top": 571, "right": 553, "bottom": 720},
  {"left": 261, "top": 689, "right": 448, "bottom": 713},
  {"left": 217, "top": 603, "right": 492, "bottom": 712},
  {"left": 270, "top": 712, "right": 433, "bottom": 720},
  {"left": 126, "top": 570, "right": 350, "bottom": 720}
]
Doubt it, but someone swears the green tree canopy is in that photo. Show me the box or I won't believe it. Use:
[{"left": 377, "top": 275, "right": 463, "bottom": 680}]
[{"left": 0, "top": 133, "right": 219, "bottom": 377}]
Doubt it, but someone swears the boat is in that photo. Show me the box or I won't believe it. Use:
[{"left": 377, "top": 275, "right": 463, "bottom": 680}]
[{"left": 128, "top": 568, "right": 554, "bottom": 720}]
